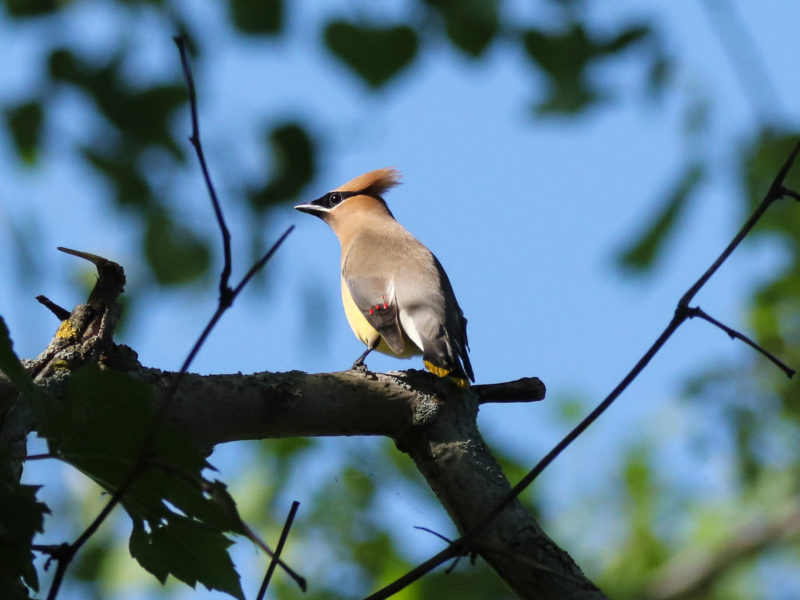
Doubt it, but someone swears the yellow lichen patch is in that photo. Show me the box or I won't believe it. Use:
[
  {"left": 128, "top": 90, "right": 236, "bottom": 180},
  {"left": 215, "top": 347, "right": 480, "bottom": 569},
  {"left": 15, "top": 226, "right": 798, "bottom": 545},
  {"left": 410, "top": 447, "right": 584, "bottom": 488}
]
[
  {"left": 423, "top": 360, "right": 470, "bottom": 388},
  {"left": 56, "top": 320, "right": 79, "bottom": 342}
]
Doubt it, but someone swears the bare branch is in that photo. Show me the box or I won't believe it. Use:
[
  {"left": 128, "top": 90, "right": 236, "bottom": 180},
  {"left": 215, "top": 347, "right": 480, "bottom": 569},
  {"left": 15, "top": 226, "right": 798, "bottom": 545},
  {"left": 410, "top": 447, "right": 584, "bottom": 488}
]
[
  {"left": 256, "top": 501, "right": 301, "bottom": 600},
  {"left": 10, "top": 452, "right": 56, "bottom": 461},
  {"left": 678, "top": 140, "right": 800, "bottom": 308},
  {"left": 474, "top": 376, "right": 545, "bottom": 404},
  {"left": 173, "top": 35, "right": 233, "bottom": 306},
  {"left": 687, "top": 305, "right": 794, "bottom": 378},
  {"left": 232, "top": 225, "right": 294, "bottom": 297},
  {"left": 413, "top": 526, "right": 454, "bottom": 544},
  {"left": 35, "top": 296, "right": 70, "bottom": 321},
  {"left": 162, "top": 225, "right": 294, "bottom": 401},
  {"left": 782, "top": 186, "right": 800, "bottom": 202}
]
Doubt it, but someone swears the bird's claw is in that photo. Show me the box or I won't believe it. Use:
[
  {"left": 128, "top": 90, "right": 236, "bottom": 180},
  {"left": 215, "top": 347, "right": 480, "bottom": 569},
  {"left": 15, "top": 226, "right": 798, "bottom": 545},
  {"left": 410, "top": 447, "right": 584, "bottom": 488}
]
[{"left": 351, "top": 361, "right": 369, "bottom": 373}]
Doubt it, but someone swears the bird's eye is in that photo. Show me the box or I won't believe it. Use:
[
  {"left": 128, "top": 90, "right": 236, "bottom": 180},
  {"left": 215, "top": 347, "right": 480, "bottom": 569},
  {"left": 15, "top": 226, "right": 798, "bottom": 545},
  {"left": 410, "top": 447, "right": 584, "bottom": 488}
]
[{"left": 329, "top": 192, "right": 342, "bottom": 205}]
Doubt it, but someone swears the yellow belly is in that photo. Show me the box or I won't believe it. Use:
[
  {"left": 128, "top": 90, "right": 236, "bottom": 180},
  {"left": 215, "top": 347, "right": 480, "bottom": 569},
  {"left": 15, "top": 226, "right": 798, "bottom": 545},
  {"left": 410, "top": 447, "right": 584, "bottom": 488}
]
[{"left": 340, "top": 277, "right": 420, "bottom": 358}]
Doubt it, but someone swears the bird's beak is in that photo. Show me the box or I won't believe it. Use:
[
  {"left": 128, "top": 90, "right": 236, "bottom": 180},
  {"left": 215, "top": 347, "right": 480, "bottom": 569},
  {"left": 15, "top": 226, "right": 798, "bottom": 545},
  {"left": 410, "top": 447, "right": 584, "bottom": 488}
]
[
  {"left": 294, "top": 196, "right": 330, "bottom": 219},
  {"left": 294, "top": 202, "right": 322, "bottom": 215}
]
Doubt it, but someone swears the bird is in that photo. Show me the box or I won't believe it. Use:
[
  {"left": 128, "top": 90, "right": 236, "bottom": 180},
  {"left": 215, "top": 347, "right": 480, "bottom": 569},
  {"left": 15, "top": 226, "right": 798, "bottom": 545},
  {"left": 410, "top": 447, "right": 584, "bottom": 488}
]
[{"left": 295, "top": 167, "right": 474, "bottom": 387}]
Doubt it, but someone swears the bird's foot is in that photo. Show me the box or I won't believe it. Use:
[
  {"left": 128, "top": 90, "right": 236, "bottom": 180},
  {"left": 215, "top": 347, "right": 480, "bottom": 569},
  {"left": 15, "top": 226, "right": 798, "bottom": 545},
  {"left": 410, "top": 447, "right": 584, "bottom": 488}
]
[
  {"left": 351, "top": 360, "right": 370, "bottom": 373},
  {"left": 351, "top": 345, "right": 375, "bottom": 372}
]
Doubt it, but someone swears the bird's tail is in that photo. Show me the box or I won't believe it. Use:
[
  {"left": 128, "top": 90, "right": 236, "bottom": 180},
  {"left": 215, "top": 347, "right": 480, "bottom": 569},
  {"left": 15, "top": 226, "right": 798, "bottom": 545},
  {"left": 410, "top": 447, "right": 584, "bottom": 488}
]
[{"left": 423, "top": 360, "right": 471, "bottom": 388}]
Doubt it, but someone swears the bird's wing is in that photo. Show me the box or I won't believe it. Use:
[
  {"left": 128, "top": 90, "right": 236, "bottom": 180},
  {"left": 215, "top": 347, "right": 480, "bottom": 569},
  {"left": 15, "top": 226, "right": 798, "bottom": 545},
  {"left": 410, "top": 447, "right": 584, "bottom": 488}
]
[
  {"left": 342, "top": 257, "right": 407, "bottom": 355},
  {"left": 395, "top": 255, "right": 474, "bottom": 383}
]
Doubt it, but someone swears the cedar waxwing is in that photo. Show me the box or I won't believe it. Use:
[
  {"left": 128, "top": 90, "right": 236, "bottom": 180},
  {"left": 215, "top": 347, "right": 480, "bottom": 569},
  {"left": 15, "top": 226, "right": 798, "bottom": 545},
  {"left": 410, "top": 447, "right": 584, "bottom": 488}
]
[{"left": 295, "top": 168, "right": 474, "bottom": 386}]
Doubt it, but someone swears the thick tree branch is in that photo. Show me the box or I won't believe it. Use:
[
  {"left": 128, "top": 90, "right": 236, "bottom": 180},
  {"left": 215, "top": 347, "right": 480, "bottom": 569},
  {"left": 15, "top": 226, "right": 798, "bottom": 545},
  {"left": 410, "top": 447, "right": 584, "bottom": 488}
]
[
  {"left": 139, "top": 367, "right": 598, "bottom": 598},
  {"left": 1, "top": 363, "right": 596, "bottom": 598}
]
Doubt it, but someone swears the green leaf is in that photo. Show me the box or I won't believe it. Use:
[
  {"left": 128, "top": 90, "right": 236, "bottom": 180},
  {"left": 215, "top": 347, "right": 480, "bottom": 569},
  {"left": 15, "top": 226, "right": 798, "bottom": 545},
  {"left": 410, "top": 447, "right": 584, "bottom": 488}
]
[
  {"left": 40, "top": 365, "right": 153, "bottom": 467},
  {"left": 131, "top": 516, "right": 244, "bottom": 599},
  {"left": 4, "top": 0, "right": 59, "bottom": 16},
  {"left": 424, "top": 0, "right": 499, "bottom": 58},
  {"left": 324, "top": 21, "right": 419, "bottom": 88},
  {"left": 81, "top": 146, "right": 153, "bottom": 209},
  {"left": 4, "top": 101, "right": 44, "bottom": 165},
  {"left": 0, "top": 317, "right": 35, "bottom": 399},
  {"left": 617, "top": 163, "right": 704, "bottom": 273},
  {"left": 229, "top": 0, "right": 281, "bottom": 35},
  {"left": 45, "top": 366, "right": 223, "bottom": 526},
  {"left": 249, "top": 122, "right": 315, "bottom": 211},
  {"left": 112, "top": 85, "right": 186, "bottom": 158},
  {"left": 48, "top": 48, "right": 80, "bottom": 81},
  {"left": 0, "top": 481, "right": 50, "bottom": 592},
  {"left": 646, "top": 54, "right": 671, "bottom": 100},
  {"left": 742, "top": 130, "right": 800, "bottom": 239},
  {"left": 45, "top": 366, "right": 258, "bottom": 596},
  {"left": 683, "top": 94, "right": 711, "bottom": 136},
  {"left": 602, "top": 24, "right": 650, "bottom": 54},
  {"left": 522, "top": 25, "right": 599, "bottom": 114},
  {"left": 740, "top": 131, "right": 800, "bottom": 358},
  {"left": 523, "top": 22, "right": 652, "bottom": 114},
  {"left": 611, "top": 449, "right": 669, "bottom": 585},
  {"left": 0, "top": 317, "right": 47, "bottom": 422},
  {"left": 144, "top": 212, "right": 210, "bottom": 285},
  {"left": 49, "top": 48, "right": 185, "bottom": 157}
]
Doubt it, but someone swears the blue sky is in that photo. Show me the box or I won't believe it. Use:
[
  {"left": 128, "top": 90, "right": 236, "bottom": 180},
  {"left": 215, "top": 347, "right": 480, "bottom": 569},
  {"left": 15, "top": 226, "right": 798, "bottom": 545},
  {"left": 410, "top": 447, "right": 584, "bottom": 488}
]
[{"left": 2, "top": 1, "right": 800, "bottom": 597}]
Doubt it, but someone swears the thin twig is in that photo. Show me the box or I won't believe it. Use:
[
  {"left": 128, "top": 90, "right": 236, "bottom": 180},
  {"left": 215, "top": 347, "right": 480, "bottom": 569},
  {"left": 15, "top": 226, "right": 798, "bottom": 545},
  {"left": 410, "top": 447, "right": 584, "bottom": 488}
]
[
  {"left": 232, "top": 226, "right": 295, "bottom": 297},
  {"left": 174, "top": 35, "right": 233, "bottom": 306},
  {"left": 256, "top": 501, "right": 301, "bottom": 600},
  {"left": 10, "top": 452, "right": 57, "bottom": 461},
  {"left": 35, "top": 296, "right": 70, "bottom": 321},
  {"left": 154, "top": 225, "right": 293, "bottom": 420},
  {"left": 363, "top": 542, "right": 466, "bottom": 600},
  {"left": 687, "top": 305, "right": 795, "bottom": 378},
  {"left": 364, "top": 140, "right": 800, "bottom": 600},
  {"left": 677, "top": 143, "right": 800, "bottom": 309},
  {"left": 412, "top": 527, "right": 467, "bottom": 575},
  {"left": 413, "top": 526, "right": 453, "bottom": 545},
  {"left": 31, "top": 544, "right": 67, "bottom": 556},
  {"left": 782, "top": 186, "right": 800, "bottom": 202}
]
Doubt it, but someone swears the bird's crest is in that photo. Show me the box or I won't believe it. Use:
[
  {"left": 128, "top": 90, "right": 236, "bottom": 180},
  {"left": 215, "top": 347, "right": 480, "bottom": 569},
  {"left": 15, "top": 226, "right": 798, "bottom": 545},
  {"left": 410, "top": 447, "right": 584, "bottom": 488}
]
[{"left": 337, "top": 167, "right": 401, "bottom": 197}]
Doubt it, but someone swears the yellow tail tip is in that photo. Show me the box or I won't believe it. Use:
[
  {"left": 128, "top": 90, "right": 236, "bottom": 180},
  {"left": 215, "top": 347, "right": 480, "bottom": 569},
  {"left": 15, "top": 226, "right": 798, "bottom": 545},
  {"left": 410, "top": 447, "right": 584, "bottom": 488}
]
[{"left": 423, "top": 360, "right": 471, "bottom": 388}]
